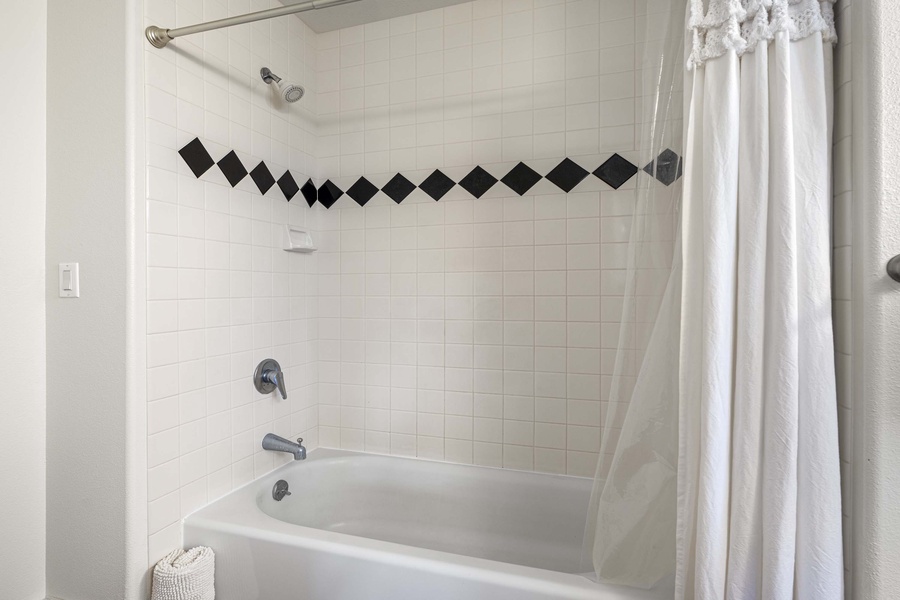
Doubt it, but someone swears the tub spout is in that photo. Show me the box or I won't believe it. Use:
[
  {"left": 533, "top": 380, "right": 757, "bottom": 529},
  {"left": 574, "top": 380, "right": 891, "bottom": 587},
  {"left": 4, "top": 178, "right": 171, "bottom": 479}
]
[{"left": 262, "top": 433, "right": 307, "bottom": 460}]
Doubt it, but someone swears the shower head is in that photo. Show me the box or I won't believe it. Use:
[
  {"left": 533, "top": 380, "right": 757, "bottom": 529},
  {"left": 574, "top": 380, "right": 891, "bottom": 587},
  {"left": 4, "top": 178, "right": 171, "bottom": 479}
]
[
  {"left": 276, "top": 80, "right": 305, "bottom": 103},
  {"left": 260, "top": 67, "right": 305, "bottom": 103}
]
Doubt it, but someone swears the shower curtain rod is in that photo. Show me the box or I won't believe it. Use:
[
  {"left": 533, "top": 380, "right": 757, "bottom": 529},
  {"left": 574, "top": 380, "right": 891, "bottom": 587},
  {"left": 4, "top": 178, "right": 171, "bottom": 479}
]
[{"left": 145, "top": 0, "right": 362, "bottom": 48}]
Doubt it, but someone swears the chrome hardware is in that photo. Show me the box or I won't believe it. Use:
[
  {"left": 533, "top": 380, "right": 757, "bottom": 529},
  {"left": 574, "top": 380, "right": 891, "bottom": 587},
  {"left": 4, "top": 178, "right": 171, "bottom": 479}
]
[
  {"left": 262, "top": 433, "right": 307, "bottom": 460},
  {"left": 146, "top": 0, "right": 362, "bottom": 49},
  {"left": 888, "top": 255, "right": 900, "bottom": 283},
  {"left": 273, "top": 479, "right": 291, "bottom": 501},
  {"left": 260, "top": 67, "right": 280, "bottom": 84},
  {"left": 254, "top": 358, "right": 287, "bottom": 399},
  {"left": 145, "top": 26, "right": 173, "bottom": 49}
]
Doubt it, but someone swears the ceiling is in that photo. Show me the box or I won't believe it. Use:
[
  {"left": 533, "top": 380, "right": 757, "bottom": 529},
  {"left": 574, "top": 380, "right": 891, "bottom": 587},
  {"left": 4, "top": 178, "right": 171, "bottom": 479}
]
[{"left": 284, "top": 0, "right": 472, "bottom": 33}]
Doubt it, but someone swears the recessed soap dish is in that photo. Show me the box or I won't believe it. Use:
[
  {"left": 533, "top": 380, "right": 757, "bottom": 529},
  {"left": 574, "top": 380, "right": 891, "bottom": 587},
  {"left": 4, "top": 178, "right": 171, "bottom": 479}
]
[{"left": 283, "top": 225, "right": 316, "bottom": 253}]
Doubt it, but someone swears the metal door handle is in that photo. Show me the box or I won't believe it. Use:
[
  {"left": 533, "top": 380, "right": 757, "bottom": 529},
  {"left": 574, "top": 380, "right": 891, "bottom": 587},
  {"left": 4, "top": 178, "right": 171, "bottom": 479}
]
[{"left": 888, "top": 255, "right": 900, "bottom": 282}]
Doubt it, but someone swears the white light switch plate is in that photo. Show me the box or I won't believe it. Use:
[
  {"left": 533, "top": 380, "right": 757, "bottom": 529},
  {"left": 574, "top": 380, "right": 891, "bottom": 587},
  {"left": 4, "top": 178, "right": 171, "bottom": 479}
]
[{"left": 59, "top": 262, "right": 80, "bottom": 298}]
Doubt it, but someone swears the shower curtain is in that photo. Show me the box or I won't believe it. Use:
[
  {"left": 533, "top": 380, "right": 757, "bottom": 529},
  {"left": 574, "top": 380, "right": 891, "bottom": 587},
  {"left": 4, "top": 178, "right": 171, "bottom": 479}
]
[
  {"left": 580, "top": 0, "right": 686, "bottom": 588},
  {"left": 583, "top": 1, "right": 844, "bottom": 598},
  {"left": 677, "top": 1, "right": 843, "bottom": 598}
]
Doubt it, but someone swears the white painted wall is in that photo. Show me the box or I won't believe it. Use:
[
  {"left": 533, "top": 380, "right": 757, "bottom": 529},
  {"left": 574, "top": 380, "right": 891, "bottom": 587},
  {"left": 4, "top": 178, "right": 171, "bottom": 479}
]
[
  {"left": 851, "top": 1, "right": 900, "bottom": 599},
  {"left": 46, "top": 0, "right": 147, "bottom": 598},
  {"left": 0, "top": 2, "right": 47, "bottom": 599}
]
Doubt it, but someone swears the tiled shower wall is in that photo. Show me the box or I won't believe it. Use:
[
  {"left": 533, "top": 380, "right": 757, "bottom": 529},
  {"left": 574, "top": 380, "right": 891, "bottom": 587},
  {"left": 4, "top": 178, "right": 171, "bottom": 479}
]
[
  {"left": 832, "top": 0, "right": 854, "bottom": 595},
  {"left": 141, "top": 0, "right": 670, "bottom": 565},
  {"left": 142, "top": 0, "right": 320, "bottom": 563},
  {"left": 315, "top": 0, "right": 638, "bottom": 176},
  {"left": 311, "top": 0, "right": 651, "bottom": 476}
]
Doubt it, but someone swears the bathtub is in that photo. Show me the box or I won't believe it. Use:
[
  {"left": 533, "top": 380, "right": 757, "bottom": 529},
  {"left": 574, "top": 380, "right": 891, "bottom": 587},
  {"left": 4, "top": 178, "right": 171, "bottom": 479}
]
[{"left": 184, "top": 448, "right": 672, "bottom": 600}]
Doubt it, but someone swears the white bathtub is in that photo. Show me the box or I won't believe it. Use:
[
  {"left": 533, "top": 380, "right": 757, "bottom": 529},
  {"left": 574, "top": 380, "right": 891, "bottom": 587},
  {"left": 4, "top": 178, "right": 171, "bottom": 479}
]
[{"left": 184, "top": 449, "right": 672, "bottom": 600}]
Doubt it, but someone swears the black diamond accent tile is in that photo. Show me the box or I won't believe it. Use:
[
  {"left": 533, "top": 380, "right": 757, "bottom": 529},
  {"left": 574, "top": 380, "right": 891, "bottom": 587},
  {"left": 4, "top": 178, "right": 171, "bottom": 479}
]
[
  {"left": 545, "top": 158, "right": 589, "bottom": 193},
  {"left": 346, "top": 177, "right": 379, "bottom": 207},
  {"left": 643, "top": 149, "right": 683, "bottom": 186},
  {"left": 458, "top": 166, "right": 498, "bottom": 199},
  {"left": 179, "top": 138, "right": 215, "bottom": 178},
  {"left": 301, "top": 179, "right": 317, "bottom": 207},
  {"left": 501, "top": 162, "right": 543, "bottom": 196},
  {"left": 277, "top": 171, "right": 300, "bottom": 201},
  {"left": 216, "top": 150, "right": 247, "bottom": 187},
  {"left": 594, "top": 154, "right": 638, "bottom": 190},
  {"left": 382, "top": 173, "right": 416, "bottom": 204},
  {"left": 419, "top": 169, "right": 456, "bottom": 201},
  {"left": 249, "top": 161, "right": 276, "bottom": 195},
  {"left": 179, "top": 137, "right": 662, "bottom": 214},
  {"left": 318, "top": 180, "right": 343, "bottom": 209}
]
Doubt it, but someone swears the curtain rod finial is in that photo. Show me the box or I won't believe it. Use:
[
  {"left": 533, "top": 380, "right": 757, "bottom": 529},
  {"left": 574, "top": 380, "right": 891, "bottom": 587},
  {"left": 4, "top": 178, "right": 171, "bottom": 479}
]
[{"left": 146, "top": 26, "right": 172, "bottom": 49}]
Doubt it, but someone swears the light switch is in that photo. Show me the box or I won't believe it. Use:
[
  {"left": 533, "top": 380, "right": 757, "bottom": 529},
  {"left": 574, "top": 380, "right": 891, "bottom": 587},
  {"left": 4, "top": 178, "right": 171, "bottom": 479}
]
[{"left": 59, "top": 263, "right": 80, "bottom": 298}]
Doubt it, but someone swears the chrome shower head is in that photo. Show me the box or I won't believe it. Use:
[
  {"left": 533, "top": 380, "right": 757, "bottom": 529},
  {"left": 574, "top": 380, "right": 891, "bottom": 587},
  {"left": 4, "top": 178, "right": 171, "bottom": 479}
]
[{"left": 260, "top": 67, "right": 305, "bottom": 103}]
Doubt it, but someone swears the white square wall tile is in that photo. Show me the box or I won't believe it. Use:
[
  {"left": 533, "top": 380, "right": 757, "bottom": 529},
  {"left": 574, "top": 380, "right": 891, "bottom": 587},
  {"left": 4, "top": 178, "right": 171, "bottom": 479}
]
[{"left": 143, "top": 0, "right": 678, "bottom": 559}]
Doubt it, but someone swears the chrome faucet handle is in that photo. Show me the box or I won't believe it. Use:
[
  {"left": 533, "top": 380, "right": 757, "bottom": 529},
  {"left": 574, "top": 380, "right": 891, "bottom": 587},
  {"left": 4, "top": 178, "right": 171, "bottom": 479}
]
[
  {"left": 253, "top": 358, "right": 287, "bottom": 399},
  {"left": 266, "top": 369, "right": 287, "bottom": 399}
]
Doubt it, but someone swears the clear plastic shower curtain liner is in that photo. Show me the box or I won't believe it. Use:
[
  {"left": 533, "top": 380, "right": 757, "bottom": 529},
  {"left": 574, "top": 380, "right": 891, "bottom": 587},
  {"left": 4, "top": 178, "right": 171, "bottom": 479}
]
[{"left": 579, "top": 0, "right": 687, "bottom": 588}]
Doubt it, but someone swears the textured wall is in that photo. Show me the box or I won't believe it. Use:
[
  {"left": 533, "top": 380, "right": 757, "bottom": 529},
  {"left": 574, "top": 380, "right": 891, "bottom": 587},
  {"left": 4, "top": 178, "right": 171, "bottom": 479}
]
[
  {"left": 850, "top": 2, "right": 900, "bottom": 599},
  {"left": 0, "top": 2, "right": 47, "bottom": 599},
  {"left": 46, "top": 0, "right": 142, "bottom": 597}
]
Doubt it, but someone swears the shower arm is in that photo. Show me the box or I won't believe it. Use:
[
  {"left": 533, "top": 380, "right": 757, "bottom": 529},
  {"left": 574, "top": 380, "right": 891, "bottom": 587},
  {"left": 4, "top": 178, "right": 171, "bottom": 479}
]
[
  {"left": 260, "top": 68, "right": 282, "bottom": 84},
  {"left": 145, "top": 0, "right": 362, "bottom": 49}
]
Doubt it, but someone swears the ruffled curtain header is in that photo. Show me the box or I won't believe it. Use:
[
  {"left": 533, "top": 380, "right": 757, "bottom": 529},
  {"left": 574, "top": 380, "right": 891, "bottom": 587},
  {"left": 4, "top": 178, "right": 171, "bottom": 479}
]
[{"left": 688, "top": 0, "right": 837, "bottom": 68}]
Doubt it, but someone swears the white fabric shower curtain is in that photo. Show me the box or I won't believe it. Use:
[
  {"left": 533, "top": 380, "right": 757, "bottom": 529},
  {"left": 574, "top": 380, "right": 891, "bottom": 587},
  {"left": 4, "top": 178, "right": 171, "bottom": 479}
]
[{"left": 677, "top": 2, "right": 844, "bottom": 598}]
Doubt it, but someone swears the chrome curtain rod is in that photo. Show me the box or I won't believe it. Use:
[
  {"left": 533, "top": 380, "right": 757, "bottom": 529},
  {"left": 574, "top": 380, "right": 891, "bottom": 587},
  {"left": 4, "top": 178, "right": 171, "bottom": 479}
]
[{"left": 146, "top": 0, "right": 362, "bottom": 48}]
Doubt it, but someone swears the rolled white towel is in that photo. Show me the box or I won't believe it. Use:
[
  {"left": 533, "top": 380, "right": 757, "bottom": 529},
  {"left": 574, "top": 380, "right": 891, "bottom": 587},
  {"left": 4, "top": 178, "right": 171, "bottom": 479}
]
[{"left": 150, "top": 546, "right": 215, "bottom": 600}]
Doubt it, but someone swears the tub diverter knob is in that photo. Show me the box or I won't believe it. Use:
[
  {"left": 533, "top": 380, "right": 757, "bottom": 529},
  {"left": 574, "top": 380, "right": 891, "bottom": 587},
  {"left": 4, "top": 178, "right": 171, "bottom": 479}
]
[{"left": 273, "top": 479, "right": 291, "bottom": 501}]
